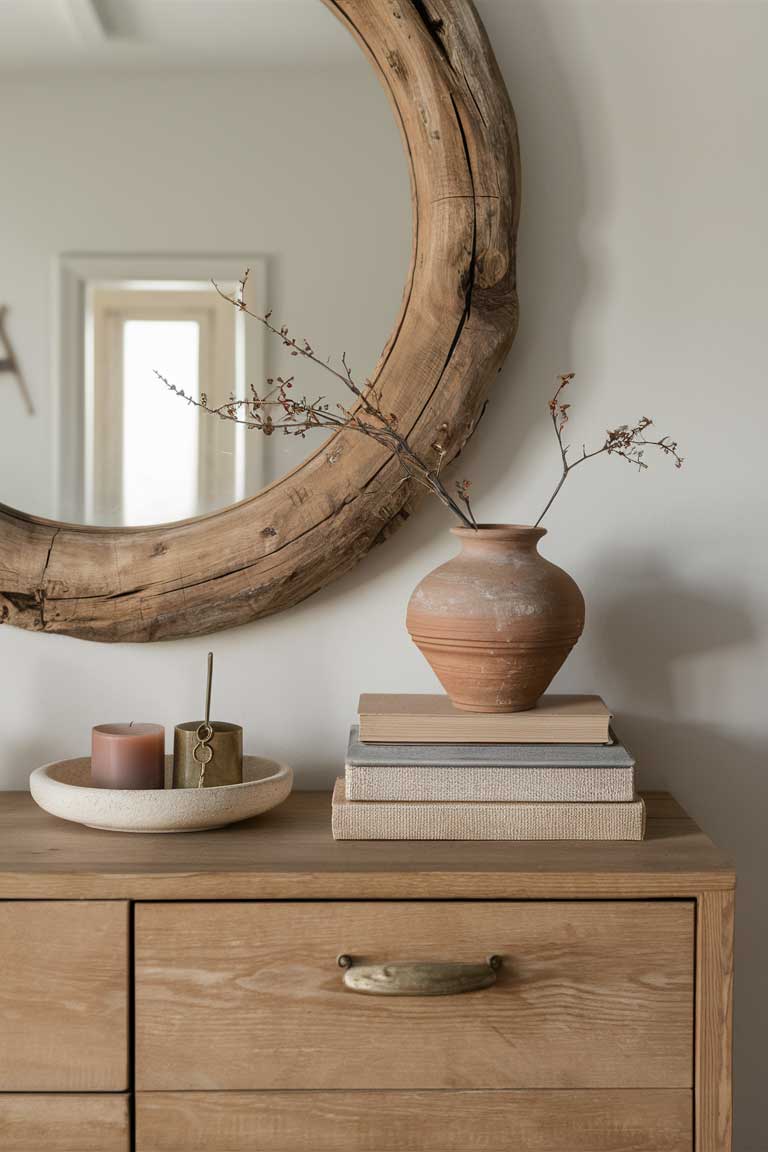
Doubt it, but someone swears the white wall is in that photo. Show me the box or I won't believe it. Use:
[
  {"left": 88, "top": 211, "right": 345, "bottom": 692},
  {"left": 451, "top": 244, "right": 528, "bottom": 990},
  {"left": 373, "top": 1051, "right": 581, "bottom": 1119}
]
[{"left": 1, "top": 3, "right": 766, "bottom": 1147}]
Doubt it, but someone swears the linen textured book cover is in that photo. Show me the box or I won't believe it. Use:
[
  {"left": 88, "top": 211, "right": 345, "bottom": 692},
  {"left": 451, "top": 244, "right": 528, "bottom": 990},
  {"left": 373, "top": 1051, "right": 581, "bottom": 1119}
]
[
  {"left": 331, "top": 779, "right": 646, "bottom": 841},
  {"left": 357, "top": 693, "right": 612, "bottom": 744},
  {"left": 344, "top": 726, "right": 635, "bottom": 802}
]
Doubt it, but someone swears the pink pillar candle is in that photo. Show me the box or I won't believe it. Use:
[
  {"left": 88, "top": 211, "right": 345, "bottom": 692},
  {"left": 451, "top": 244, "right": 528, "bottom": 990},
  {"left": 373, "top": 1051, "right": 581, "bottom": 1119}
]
[{"left": 91, "top": 723, "right": 165, "bottom": 789}]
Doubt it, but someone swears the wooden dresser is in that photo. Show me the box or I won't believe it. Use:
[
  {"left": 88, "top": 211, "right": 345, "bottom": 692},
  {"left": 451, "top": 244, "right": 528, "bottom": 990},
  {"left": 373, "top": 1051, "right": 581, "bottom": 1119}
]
[{"left": 0, "top": 790, "right": 734, "bottom": 1152}]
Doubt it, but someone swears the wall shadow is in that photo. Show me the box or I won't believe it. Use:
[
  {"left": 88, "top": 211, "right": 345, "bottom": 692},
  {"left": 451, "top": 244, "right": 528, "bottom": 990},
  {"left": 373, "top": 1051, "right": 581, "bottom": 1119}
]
[
  {"left": 318, "top": 0, "right": 600, "bottom": 605},
  {"left": 465, "top": 0, "right": 608, "bottom": 511},
  {"left": 586, "top": 552, "right": 765, "bottom": 1151}
]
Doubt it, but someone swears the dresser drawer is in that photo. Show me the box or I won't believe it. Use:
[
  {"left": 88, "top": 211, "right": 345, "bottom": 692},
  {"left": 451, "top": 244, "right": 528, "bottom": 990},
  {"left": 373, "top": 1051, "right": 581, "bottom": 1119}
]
[
  {"left": 136, "top": 1090, "right": 692, "bottom": 1151},
  {"left": 0, "top": 901, "right": 129, "bottom": 1090},
  {"left": 0, "top": 1094, "right": 129, "bottom": 1151},
  {"left": 135, "top": 900, "right": 694, "bottom": 1090}
]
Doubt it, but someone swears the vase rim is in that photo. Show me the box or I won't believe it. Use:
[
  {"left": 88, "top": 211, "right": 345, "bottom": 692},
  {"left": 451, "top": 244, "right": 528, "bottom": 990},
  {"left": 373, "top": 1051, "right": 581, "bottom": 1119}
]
[{"left": 450, "top": 523, "right": 547, "bottom": 539}]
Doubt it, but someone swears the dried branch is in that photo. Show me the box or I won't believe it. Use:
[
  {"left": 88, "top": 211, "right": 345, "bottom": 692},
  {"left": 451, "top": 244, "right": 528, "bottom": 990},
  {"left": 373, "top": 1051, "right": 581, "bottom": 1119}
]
[
  {"left": 454, "top": 479, "right": 478, "bottom": 529},
  {"left": 160, "top": 271, "right": 683, "bottom": 532},
  {"left": 534, "top": 374, "right": 684, "bottom": 526},
  {"left": 158, "top": 269, "right": 477, "bottom": 527}
]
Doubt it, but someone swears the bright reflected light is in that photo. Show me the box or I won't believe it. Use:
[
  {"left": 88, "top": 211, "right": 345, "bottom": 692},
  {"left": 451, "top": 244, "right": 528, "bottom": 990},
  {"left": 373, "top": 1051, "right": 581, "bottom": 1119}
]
[{"left": 122, "top": 320, "right": 199, "bottom": 524}]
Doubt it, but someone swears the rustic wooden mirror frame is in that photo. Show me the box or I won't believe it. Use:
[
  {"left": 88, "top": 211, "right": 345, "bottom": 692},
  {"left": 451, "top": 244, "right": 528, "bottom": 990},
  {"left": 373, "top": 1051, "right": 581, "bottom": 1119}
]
[{"left": 0, "top": 0, "right": 519, "bottom": 643}]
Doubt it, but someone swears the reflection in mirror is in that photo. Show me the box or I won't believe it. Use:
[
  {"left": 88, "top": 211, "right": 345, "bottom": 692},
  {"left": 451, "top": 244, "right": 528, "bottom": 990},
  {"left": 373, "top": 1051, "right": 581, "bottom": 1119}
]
[
  {"left": 62, "top": 258, "right": 267, "bottom": 524},
  {"left": 0, "top": 0, "right": 411, "bottom": 526}
]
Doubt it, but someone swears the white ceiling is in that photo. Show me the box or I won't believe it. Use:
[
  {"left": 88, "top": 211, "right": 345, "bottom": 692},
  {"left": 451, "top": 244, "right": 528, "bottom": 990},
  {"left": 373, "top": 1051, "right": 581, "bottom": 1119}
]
[{"left": 0, "top": 0, "right": 359, "bottom": 73}]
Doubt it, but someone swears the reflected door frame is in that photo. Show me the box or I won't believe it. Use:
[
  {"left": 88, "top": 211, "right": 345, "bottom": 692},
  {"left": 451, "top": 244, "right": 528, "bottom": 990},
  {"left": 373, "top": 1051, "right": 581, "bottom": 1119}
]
[
  {"left": 54, "top": 254, "right": 267, "bottom": 524},
  {"left": 89, "top": 288, "right": 232, "bottom": 525}
]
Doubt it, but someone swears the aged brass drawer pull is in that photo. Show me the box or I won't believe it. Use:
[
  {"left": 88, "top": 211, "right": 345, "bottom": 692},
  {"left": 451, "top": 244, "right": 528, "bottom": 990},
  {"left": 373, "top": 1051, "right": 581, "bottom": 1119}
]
[{"left": 337, "top": 953, "right": 502, "bottom": 996}]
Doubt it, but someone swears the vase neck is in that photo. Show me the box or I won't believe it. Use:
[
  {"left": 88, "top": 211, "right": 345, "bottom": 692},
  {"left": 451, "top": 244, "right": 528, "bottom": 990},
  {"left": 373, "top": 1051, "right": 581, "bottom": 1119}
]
[{"left": 451, "top": 524, "right": 546, "bottom": 555}]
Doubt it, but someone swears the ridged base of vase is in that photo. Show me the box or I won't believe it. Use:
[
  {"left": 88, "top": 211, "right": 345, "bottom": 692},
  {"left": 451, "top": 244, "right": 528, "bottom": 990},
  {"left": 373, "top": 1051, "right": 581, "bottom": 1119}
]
[{"left": 409, "top": 636, "right": 580, "bottom": 713}]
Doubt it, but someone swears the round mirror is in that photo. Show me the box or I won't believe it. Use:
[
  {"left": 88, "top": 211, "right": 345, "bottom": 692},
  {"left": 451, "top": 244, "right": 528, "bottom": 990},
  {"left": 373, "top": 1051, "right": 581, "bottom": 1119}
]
[
  {"left": 0, "top": 0, "right": 519, "bottom": 642},
  {"left": 0, "top": 0, "right": 411, "bottom": 526}
]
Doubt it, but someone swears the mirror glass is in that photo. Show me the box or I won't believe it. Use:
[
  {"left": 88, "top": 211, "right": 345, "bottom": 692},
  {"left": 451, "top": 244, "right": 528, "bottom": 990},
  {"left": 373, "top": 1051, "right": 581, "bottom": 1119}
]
[{"left": 0, "top": 0, "right": 411, "bottom": 525}]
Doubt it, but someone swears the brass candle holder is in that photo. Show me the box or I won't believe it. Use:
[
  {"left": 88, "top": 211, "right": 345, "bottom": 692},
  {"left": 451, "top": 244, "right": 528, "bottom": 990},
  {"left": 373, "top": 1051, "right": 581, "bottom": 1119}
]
[{"left": 172, "top": 653, "right": 243, "bottom": 789}]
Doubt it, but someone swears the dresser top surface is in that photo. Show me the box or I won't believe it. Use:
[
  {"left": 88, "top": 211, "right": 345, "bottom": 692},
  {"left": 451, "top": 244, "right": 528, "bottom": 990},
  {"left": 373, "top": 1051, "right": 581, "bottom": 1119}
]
[{"left": 0, "top": 790, "right": 734, "bottom": 899}]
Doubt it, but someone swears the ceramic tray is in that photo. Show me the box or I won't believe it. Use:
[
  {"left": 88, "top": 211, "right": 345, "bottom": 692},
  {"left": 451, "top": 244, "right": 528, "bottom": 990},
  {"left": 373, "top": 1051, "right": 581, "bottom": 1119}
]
[{"left": 29, "top": 755, "right": 292, "bottom": 833}]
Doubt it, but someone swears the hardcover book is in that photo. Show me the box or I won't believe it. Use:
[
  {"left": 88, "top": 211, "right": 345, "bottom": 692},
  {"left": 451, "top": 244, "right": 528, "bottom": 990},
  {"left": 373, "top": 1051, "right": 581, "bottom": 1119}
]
[
  {"left": 344, "top": 726, "right": 635, "bottom": 802},
  {"left": 357, "top": 693, "right": 612, "bottom": 745},
  {"left": 331, "top": 779, "right": 646, "bottom": 841}
]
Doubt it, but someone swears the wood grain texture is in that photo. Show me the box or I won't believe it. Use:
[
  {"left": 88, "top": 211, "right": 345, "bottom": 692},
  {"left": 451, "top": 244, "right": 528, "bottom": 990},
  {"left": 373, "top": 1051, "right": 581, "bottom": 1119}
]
[
  {"left": 0, "top": 0, "right": 520, "bottom": 642},
  {"left": 0, "top": 901, "right": 128, "bottom": 1090},
  {"left": 136, "top": 1090, "right": 692, "bottom": 1151},
  {"left": 135, "top": 900, "right": 694, "bottom": 1090},
  {"left": 0, "top": 790, "right": 735, "bottom": 899},
  {"left": 0, "top": 1095, "right": 129, "bottom": 1152},
  {"left": 696, "top": 890, "right": 734, "bottom": 1151}
]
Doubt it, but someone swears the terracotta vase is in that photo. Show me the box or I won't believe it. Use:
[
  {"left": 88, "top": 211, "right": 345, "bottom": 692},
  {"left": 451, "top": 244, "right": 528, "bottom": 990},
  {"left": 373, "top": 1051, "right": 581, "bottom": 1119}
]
[{"left": 406, "top": 525, "right": 585, "bottom": 712}]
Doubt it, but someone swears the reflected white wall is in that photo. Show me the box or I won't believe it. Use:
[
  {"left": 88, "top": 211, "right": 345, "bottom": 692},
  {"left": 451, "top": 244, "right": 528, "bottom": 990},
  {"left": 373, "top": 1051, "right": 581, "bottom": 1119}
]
[{"left": 0, "top": 63, "right": 410, "bottom": 516}]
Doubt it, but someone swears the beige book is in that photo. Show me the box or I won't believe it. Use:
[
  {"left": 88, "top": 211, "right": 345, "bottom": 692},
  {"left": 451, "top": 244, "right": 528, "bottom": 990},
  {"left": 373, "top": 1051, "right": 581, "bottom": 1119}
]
[
  {"left": 358, "top": 693, "right": 612, "bottom": 744},
  {"left": 331, "top": 779, "right": 646, "bottom": 841},
  {"left": 345, "top": 763, "right": 635, "bottom": 803}
]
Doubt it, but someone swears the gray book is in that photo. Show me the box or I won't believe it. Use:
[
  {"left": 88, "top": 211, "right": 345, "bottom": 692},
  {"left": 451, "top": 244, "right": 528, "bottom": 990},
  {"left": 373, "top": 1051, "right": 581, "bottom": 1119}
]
[
  {"left": 345, "top": 726, "right": 635, "bottom": 803},
  {"left": 332, "top": 779, "right": 646, "bottom": 841}
]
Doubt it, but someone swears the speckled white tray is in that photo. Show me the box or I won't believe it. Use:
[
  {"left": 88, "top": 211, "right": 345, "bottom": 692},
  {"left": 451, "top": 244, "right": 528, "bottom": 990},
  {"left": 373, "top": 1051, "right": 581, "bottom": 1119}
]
[{"left": 29, "top": 755, "right": 293, "bottom": 833}]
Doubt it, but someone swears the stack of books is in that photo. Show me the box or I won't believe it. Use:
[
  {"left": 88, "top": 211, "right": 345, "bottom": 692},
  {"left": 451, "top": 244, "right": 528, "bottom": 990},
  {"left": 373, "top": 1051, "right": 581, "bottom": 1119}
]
[{"left": 332, "top": 693, "right": 645, "bottom": 841}]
